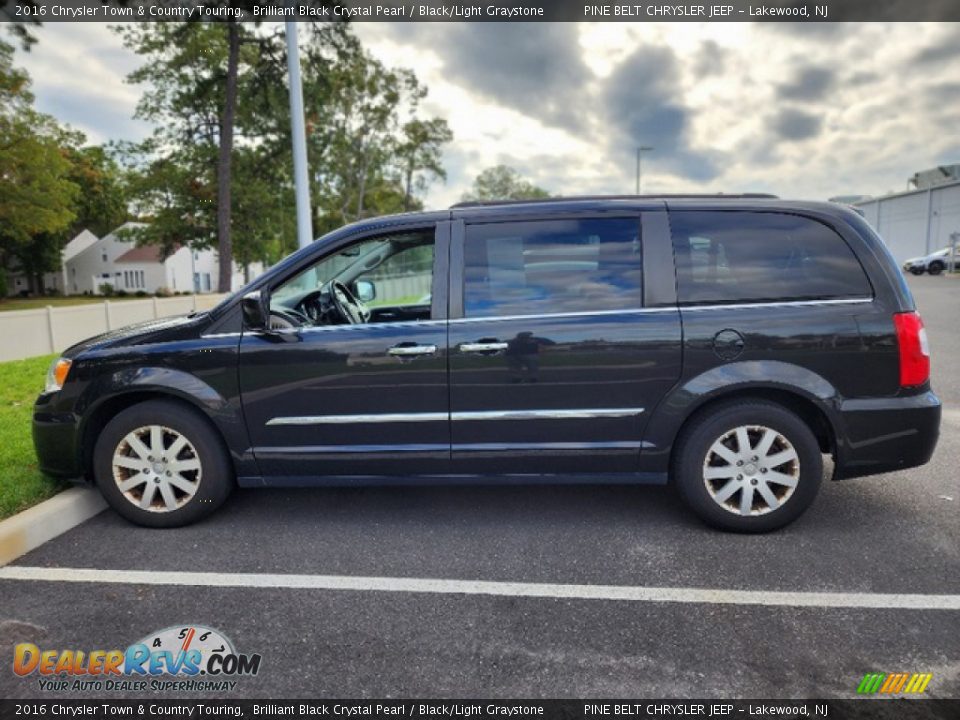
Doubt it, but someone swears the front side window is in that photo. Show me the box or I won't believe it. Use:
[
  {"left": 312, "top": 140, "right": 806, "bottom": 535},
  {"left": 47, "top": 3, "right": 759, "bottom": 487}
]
[
  {"left": 270, "top": 229, "right": 435, "bottom": 326},
  {"left": 671, "top": 211, "right": 872, "bottom": 305},
  {"left": 463, "top": 218, "right": 642, "bottom": 318}
]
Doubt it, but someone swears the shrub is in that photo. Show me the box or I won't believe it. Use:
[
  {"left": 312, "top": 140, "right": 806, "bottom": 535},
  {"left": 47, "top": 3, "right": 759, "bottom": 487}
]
[
  {"left": 154, "top": 286, "right": 173, "bottom": 298},
  {"left": 115, "top": 289, "right": 129, "bottom": 297},
  {"left": 98, "top": 283, "right": 115, "bottom": 297},
  {"left": 135, "top": 290, "right": 148, "bottom": 297}
]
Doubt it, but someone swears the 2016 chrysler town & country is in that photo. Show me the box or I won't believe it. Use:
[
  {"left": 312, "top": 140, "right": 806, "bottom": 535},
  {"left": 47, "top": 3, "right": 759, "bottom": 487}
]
[{"left": 33, "top": 196, "right": 941, "bottom": 531}]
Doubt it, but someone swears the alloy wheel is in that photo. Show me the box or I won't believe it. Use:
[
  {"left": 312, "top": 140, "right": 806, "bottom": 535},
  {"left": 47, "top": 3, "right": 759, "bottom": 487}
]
[
  {"left": 702, "top": 425, "right": 800, "bottom": 516},
  {"left": 111, "top": 425, "right": 202, "bottom": 512}
]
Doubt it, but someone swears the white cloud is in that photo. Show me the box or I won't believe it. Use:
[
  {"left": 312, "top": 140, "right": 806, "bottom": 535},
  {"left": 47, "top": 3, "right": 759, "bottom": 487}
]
[
  {"left": 357, "top": 21, "right": 960, "bottom": 204},
  {"left": 13, "top": 22, "right": 152, "bottom": 144},
  {"left": 15, "top": 21, "right": 960, "bottom": 207}
]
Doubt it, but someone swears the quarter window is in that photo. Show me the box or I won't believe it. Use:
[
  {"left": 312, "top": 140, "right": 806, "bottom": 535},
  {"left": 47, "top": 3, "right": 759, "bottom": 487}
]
[
  {"left": 671, "top": 211, "right": 871, "bottom": 305},
  {"left": 463, "top": 218, "right": 642, "bottom": 318}
]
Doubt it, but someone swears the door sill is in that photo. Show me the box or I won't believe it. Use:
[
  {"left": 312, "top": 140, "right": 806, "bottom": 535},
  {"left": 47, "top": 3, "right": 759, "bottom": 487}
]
[{"left": 236, "top": 472, "right": 668, "bottom": 488}]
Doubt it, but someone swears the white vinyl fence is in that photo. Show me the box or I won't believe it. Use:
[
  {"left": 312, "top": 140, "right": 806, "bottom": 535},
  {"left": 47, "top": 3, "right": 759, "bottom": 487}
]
[
  {"left": 0, "top": 294, "right": 227, "bottom": 362},
  {"left": 369, "top": 274, "right": 432, "bottom": 303}
]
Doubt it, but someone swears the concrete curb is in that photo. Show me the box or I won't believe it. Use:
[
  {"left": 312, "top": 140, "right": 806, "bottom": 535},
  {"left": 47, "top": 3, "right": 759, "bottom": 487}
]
[{"left": 0, "top": 487, "right": 106, "bottom": 566}]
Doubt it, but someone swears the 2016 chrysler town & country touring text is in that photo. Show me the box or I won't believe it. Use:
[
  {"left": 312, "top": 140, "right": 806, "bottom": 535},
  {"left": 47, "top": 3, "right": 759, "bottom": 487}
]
[{"left": 33, "top": 196, "right": 941, "bottom": 532}]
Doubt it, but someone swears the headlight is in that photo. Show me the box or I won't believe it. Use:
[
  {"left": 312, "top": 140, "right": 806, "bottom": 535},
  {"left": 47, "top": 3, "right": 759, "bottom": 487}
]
[{"left": 45, "top": 358, "right": 72, "bottom": 393}]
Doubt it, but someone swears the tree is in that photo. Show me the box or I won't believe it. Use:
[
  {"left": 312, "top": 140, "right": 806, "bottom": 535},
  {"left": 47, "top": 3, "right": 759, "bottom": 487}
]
[
  {"left": 118, "top": 19, "right": 368, "bottom": 283},
  {"left": 121, "top": 20, "right": 453, "bottom": 261},
  {"left": 300, "top": 26, "right": 453, "bottom": 232},
  {"left": 397, "top": 118, "right": 453, "bottom": 211},
  {"left": 0, "top": 39, "right": 78, "bottom": 291},
  {"left": 117, "top": 137, "right": 218, "bottom": 261},
  {"left": 231, "top": 146, "right": 295, "bottom": 279},
  {"left": 462, "top": 165, "right": 551, "bottom": 202},
  {"left": 1, "top": 1, "right": 41, "bottom": 50},
  {"left": 62, "top": 145, "right": 129, "bottom": 237},
  {"left": 1, "top": 39, "right": 132, "bottom": 294},
  {"left": 17, "top": 142, "right": 129, "bottom": 294},
  {"left": 117, "top": 20, "right": 291, "bottom": 291}
]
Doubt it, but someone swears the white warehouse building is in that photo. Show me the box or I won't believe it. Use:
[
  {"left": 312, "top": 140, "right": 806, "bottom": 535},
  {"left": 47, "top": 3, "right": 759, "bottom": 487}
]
[{"left": 853, "top": 177, "right": 960, "bottom": 264}]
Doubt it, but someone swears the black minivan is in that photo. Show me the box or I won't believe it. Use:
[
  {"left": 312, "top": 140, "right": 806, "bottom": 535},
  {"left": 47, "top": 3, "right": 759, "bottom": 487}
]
[{"left": 33, "top": 196, "right": 941, "bottom": 531}]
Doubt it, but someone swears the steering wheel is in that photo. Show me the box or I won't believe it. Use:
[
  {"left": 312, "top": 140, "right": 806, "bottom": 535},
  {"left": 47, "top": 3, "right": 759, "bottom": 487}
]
[{"left": 326, "top": 280, "right": 370, "bottom": 325}]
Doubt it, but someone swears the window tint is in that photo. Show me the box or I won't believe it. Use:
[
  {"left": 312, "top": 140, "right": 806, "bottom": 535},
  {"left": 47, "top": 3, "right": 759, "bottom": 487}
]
[
  {"left": 271, "top": 230, "right": 436, "bottom": 322},
  {"left": 671, "top": 211, "right": 871, "bottom": 304},
  {"left": 463, "top": 219, "right": 642, "bottom": 318},
  {"left": 357, "top": 243, "right": 433, "bottom": 308}
]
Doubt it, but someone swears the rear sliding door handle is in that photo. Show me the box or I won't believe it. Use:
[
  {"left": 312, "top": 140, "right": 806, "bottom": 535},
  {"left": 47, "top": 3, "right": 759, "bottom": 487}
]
[
  {"left": 387, "top": 344, "right": 437, "bottom": 357},
  {"left": 460, "top": 342, "right": 509, "bottom": 353}
]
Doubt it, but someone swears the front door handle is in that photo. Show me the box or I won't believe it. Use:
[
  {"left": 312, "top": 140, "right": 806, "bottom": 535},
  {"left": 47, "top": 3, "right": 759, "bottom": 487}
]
[
  {"left": 460, "top": 341, "right": 509, "bottom": 353},
  {"left": 387, "top": 343, "right": 437, "bottom": 357}
]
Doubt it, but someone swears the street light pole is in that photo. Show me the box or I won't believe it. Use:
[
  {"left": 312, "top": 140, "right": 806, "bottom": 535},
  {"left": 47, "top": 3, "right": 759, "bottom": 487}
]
[
  {"left": 285, "top": 21, "right": 313, "bottom": 250},
  {"left": 636, "top": 146, "right": 653, "bottom": 194}
]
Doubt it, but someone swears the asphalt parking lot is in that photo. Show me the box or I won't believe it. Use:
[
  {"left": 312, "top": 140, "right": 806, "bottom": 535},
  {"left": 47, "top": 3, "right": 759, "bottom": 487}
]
[{"left": 1, "top": 275, "right": 958, "bottom": 700}]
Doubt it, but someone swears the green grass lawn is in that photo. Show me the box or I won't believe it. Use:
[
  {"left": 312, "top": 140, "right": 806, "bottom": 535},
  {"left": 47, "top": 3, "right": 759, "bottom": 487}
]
[
  {"left": 0, "top": 295, "right": 152, "bottom": 313},
  {"left": 0, "top": 354, "right": 67, "bottom": 519}
]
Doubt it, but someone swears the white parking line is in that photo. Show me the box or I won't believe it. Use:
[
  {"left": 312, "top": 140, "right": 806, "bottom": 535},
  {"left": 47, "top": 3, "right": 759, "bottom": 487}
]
[{"left": 1, "top": 565, "right": 958, "bottom": 610}]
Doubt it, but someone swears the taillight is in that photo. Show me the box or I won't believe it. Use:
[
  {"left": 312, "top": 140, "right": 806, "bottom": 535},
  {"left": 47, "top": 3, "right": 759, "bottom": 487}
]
[{"left": 893, "top": 311, "right": 930, "bottom": 388}]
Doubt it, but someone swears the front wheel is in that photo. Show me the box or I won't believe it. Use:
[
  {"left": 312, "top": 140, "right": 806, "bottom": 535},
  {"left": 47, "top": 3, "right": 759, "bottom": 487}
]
[
  {"left": 909, "top": 267, "right": 925, "bottom": 276},
  {"left": 93, "top": 400, "right": 234, "bottom": 527},
  {"left": 673, "top": 400, "right": 823, "bottom": 532}
]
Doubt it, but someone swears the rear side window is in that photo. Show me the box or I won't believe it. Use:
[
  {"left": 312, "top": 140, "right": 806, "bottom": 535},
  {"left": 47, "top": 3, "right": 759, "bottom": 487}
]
[
  {"left": 463, "top": 218, "right": 642, "bottom": 318},
  {"left": 671, "top": 211, "right": 872, "bottom": 305}
]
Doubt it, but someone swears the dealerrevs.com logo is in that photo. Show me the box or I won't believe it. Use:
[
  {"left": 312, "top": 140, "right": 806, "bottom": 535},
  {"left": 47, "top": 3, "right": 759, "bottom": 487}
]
[{"left": 13, "top": 625, "right": 262, "bottom": 693}]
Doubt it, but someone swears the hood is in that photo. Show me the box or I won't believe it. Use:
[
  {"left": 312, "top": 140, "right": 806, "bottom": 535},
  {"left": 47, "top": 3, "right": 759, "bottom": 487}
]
[{"left": 62, "top": 313, "right": 209, "bottom": 358}]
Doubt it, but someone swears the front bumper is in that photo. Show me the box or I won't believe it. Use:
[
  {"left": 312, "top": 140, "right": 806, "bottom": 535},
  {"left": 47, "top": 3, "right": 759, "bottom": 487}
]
[
  {"left": 833, "top": 390, "right": 941, "bottom": 479},
  {"left": 33, "top": 394, "right": 84, "bottom": 481}
]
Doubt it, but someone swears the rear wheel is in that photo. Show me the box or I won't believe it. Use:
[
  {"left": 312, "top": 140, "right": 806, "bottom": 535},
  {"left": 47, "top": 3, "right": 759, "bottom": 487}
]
[
  {"left": 927, "top": 261, "right": 944, "bottom": 275},
  {"left": 93, "top": 400, "right": 233, "bottom": 527},
  {"left": 673, "top": 400, "right": 822, "bottom": 532}
]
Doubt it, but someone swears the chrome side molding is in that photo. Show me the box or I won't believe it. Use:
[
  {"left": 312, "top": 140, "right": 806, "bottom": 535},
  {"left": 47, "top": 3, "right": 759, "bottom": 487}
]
[{"left": 266, "top": 407, "right": 645, "bottom": 426}]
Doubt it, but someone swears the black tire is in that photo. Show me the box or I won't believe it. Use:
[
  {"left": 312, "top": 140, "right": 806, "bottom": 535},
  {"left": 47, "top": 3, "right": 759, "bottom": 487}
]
[
  {"left": 93, "top": 399, "right": 234, "bottom": 527},
  {"left": 909, "top": 267, "right": 925, "bottom": 276},
  {"left": 673, "top": 400, "right": 823, "bottom": 533},
  {"left": 927, "top": 261, "right": 944, "bottom": 276}
]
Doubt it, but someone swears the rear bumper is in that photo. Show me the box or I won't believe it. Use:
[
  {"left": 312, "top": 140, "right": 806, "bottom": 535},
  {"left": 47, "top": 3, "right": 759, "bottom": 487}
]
[{"left": 833, "top": 391, "right": 941, "bottom": 479}]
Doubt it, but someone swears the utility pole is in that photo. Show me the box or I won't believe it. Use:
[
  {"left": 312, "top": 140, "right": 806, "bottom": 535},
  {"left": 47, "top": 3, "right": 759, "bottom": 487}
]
[
  {"left": 636, "top": 146, "right": 653, "bottom": 194},
  {"left": 285, "top": 20, "right": 313, "bottom": 250}
]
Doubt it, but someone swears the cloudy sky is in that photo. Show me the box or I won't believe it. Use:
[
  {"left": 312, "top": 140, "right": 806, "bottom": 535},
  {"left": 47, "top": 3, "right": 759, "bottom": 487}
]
[{"left": 13, "top": 21, "right": 960, "bottom": 208}]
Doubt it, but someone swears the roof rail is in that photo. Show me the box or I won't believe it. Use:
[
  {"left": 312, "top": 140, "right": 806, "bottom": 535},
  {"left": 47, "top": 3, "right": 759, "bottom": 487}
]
[{"left": 450, "top": 193, "right": 779, "bottom": 209}]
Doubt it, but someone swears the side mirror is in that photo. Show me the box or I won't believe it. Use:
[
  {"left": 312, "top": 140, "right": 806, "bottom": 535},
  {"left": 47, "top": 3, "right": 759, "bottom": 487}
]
[
  {"left": 355, "top": 280, "right": 376, "bottom": 303},
  {"left": 241, "top": 289, "right": 270, "bottom": 331}
]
